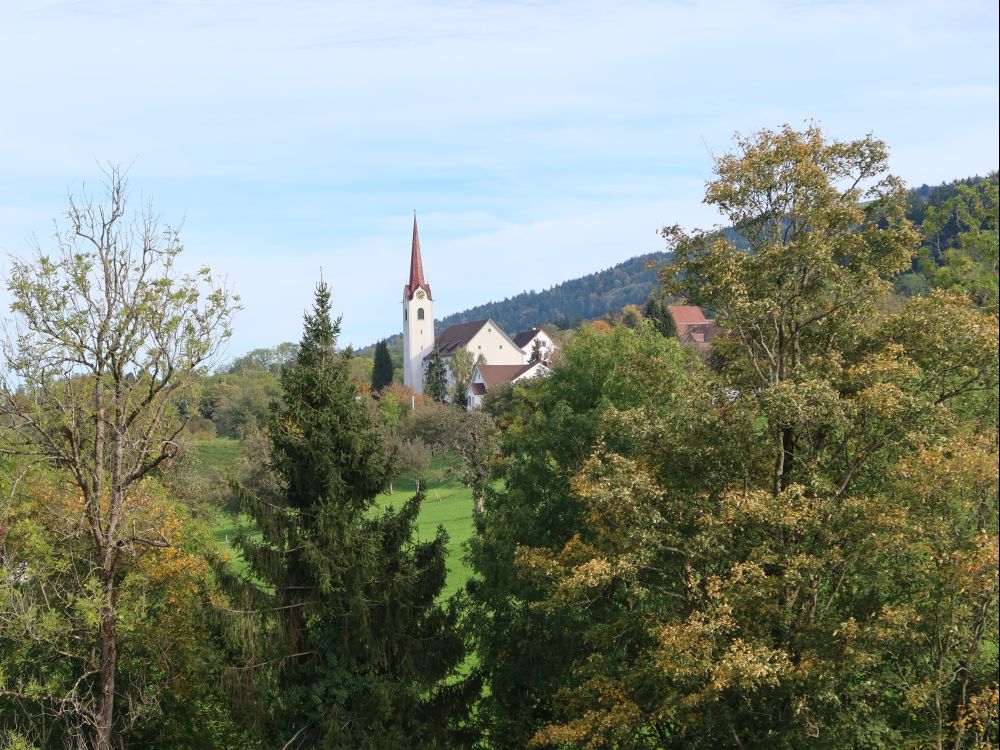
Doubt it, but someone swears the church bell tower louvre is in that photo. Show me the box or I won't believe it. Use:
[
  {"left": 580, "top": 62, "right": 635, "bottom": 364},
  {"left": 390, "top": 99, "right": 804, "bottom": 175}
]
[{"left": 402, "top": 212, "right": 435, "bottom": 393}]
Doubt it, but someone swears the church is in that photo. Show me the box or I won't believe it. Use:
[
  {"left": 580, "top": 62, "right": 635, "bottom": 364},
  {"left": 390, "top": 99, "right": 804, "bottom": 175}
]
[{"left": 401, "top": 215, "right": 552, "bottom": 404}]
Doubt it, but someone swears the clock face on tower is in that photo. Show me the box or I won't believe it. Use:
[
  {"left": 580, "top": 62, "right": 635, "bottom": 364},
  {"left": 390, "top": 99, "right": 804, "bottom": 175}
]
[{"left": 415, "top": 290, "right": 426, "bottom": 299}]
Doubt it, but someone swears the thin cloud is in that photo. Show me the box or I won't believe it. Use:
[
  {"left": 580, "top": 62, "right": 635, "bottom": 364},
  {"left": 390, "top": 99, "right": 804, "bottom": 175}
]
[{"left": 0, "top": 0, "right": 996, "bottom": 353}]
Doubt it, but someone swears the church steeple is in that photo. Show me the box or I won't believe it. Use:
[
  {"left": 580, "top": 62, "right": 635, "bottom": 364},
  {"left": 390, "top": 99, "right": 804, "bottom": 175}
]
[
  {"left": 402, "top": 212, "right": 435, "bottom": 393},
  {"left": 404, "top": 212, "right": 433, "bottom": 301}
]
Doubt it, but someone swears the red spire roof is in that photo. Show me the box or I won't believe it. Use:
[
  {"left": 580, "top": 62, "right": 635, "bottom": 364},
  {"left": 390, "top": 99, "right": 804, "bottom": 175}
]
[{"left": 404, "top": 212, "right": 433, "bottom": 301}]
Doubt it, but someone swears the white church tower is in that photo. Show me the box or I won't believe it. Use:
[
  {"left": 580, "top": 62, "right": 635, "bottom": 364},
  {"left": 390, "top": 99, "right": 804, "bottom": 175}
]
[{"left": 402, "top": 213, "right": 435, "bottom": 393}]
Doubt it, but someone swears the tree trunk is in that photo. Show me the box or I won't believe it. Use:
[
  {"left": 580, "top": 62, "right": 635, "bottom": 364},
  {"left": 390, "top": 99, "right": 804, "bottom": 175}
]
[
  {"left": 780, "top": 426, "right": 795, "bottom": 491},
  {"left": 95, "top": 571, "right": 118, "bottom": 750}
]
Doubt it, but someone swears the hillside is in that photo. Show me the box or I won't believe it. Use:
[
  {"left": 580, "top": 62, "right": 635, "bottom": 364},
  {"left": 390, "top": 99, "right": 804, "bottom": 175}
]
[{"left": 437, "top": 251, "right": 670, "bottom": 332}]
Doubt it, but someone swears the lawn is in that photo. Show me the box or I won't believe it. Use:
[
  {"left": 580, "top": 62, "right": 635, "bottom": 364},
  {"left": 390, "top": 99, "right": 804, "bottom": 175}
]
[
  {"left": 189, "top": 437, "right": 242, "bottom": 476},
  {"left": 374, "top": 454, "right": 476, "bottom": 601},
  {"left": 196, "top": 439, "right": 476, "bottom": 599}
]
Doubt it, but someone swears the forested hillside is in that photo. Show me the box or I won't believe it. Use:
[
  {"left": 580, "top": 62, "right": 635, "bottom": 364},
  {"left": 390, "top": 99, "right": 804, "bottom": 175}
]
[{"left": 437, "top": 251, "right": 670, "bottom": 332}]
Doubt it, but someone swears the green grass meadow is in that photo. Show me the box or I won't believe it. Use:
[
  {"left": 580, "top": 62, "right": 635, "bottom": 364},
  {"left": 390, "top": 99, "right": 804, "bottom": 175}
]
[
  {"left": 375, "top": 456, "right": 476, "bottom": 601},
  {"left": 195, "top": 439, "right": 476, "bottom": 599}
]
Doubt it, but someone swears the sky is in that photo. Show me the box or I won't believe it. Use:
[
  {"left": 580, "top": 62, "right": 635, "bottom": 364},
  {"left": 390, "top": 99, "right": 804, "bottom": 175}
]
[{"left": 1, "top": 0, "right": 997, "bottom": 359}]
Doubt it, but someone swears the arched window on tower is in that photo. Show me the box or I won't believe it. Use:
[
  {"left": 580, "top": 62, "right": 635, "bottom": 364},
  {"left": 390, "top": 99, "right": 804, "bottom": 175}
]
[{"left": 417, "top": 307, "right": 425, "bottom": 320}]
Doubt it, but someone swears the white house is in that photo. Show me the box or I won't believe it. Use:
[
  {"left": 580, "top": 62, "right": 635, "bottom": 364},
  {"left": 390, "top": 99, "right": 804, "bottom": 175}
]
[
  {"left": 433, "top": 318, "right": 526, "bottom": 397},
  {"left": 511, "top": 327, "right": 556, "bottom": 365},
  {"left": 467, "top": 361, "right": 551, "bottom": 409}
]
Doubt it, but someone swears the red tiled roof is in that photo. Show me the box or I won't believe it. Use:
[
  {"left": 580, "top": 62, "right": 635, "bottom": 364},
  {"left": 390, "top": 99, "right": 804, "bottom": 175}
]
[
  {"left": 667, "top": 305, "right": 710, "bottom": 327},
  {"left": 403, "top": 213, "right": 433, "bottom": 301},
  {"left": 476, "top": 363, "right": 535, "bottom": 389},
  {"left": 668, "top": 305, "right": 716, "bottom": 339},
  {"left": 680, "top": 322, "right": 722, "bottom": 352}
]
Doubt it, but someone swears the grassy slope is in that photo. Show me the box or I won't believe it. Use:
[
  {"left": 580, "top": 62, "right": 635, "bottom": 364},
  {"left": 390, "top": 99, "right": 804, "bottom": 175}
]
[
  {"left": 195, "top": 439, "right": 476, "bottom": 599},
  {"left": 374, "top": 454, "right": 476, "bottom": 601},
  {"left": 191, "top": 439, "right": 249, "bottom": 575},
  {"left": 189, "top": 437, "right": 242, "bottom": 476}
]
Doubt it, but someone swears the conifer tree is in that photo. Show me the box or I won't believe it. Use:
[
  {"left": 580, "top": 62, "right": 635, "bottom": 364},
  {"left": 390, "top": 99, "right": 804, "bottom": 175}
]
[
  {"left": 227, "top": 282, "right": 470, "bottom": 749},
  {"left": 643, "top": 296, "right": 677, "bottom": 337},
  {"left": 529, "top": 338, "right": 544, "bottom": 364},
  {"left": 423, "top": 347, "right": 449, "bottom": 403},
  {"left": 371, "top": 339, "right": 395, "bottom": 391}
]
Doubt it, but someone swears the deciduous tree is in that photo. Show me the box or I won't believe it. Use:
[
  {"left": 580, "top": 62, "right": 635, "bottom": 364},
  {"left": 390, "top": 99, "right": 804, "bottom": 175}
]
[
  {"left": 465, "top": 324, "right": 700, "bottom": 748},
  {"left": 506, "top": 125, "right": 998, "bottom": 749},
  {"left": 0, "top": 167, "right": 237, "bottom": 750},
  {"left": 448, "top": 348, "right": 474, "bottom": 407}
]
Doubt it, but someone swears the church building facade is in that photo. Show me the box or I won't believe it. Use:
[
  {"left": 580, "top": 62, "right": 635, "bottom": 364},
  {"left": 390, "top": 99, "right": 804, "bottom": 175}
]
[{"left": 402, "top": 215, "right": 552, "bottom": 400}]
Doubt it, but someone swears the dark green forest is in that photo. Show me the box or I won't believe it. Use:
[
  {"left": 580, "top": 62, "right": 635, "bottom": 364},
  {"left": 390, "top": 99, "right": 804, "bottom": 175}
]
[{"left": 435, "top": 251, "right": 671, "bottom": 333}]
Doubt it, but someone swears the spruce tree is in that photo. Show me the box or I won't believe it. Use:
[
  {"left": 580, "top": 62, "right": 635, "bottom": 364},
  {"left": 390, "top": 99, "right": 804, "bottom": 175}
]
[
  {"left": 528, "top": 338, "right": 543, "bottom": 364},
  {"left": 228, "top": 282, "right": 470, "bottom": 749},
  {"left": 371, "top": 339, "right": 394, "bottom": 391},
  {"left": 644, "top": 296, "right": 677, "bottom": 337},
  {"left": 423, "top": 347, "right": 449, "bottom": 403}
]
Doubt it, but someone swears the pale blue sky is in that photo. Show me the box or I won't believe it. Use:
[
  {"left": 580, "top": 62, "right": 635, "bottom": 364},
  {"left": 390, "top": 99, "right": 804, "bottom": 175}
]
[{"left": 1, "top": 0, "right": 997, "bottom": 357}]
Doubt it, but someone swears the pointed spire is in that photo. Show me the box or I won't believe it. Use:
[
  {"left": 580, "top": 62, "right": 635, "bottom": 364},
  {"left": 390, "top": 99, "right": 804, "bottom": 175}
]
[
  {"left": 409, "top": 211, "right": 425, "bottom": 288},
  {"left": 404, "top": 211, "right": 432, "bottom": 300}
]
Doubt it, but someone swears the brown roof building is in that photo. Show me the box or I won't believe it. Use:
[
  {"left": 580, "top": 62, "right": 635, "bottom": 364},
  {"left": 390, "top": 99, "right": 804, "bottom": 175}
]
[
  {"left": 667, "top": 305, "right": 722, "bottom": 353},
  {"left": 468, "top": 361, "right": 551, "bottom": 408}
]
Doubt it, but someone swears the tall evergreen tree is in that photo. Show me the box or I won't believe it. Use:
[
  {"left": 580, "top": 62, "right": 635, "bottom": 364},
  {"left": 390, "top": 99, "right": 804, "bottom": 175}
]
[
  {"left": 528, "top": 338, "right": 544, "bottom": 364},
  {"left": 423, "top": 347, "right": 449, "bottom": 403},
  {"left": 371, "top": 339, "right": 395, "bottom": 391},
  {"left": 227, "top": 282, "right": 470, "bottom": 749},
  {"left": 643, "top": 296, "right": 677, "bottom": 337}
]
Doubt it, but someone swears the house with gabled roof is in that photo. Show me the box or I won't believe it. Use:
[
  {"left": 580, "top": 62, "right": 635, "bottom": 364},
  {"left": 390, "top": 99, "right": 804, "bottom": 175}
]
[
  {"left": 468, "top": 361, "right": 551, "bottom": 409},
  {"left": 434, "top": 319, "right": 525, "bottom": 365},
  {"left": 666, "top": 305, "right": 722, "bottom": 353},
  {"left": 431, "top": 318, "right": 527, "bottom": 400},
  {"left": 511, "top": 327, "right": 556, "bottom": 365}
]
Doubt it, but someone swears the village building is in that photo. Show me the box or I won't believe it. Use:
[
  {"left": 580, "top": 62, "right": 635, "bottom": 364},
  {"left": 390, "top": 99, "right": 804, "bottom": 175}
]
[
  {"left": 666, "top": 304, "right": 721, "bottom": 353},
  {"left": 511, "top": 327, "right": 556, "bottom": 365},
  {"left": 402, "top": 215, "right": 555, "bottom": 401},
  {"left": 468, "top": 361, "right": 551, "bottom": 409}
]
